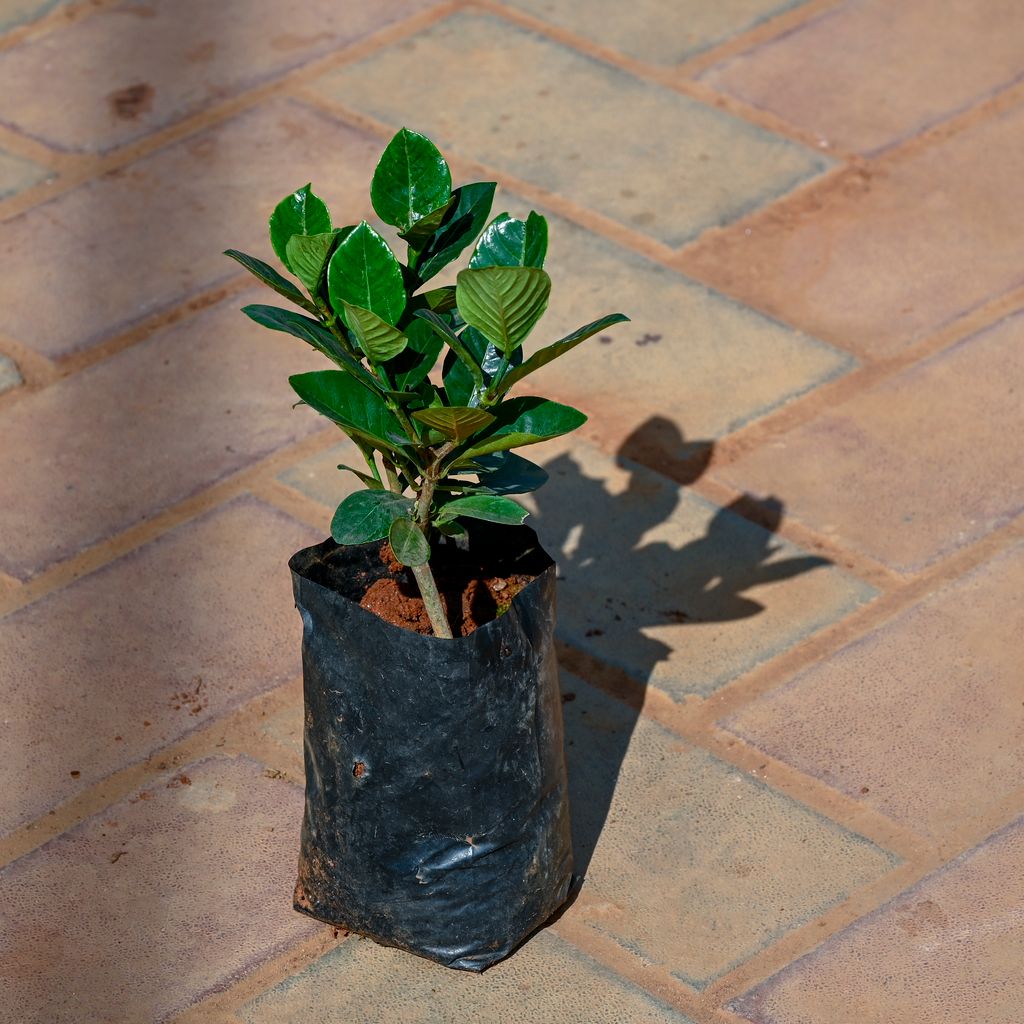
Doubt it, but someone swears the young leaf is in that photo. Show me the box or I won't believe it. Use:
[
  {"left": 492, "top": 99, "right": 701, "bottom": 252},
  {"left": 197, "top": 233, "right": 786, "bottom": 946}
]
[
  {"left": 495, "top": 313, "right": 631, "bottom": 394},
  {"left": 474, "top": 452, "right": 549, "bottom": 495},
  {"left": 414, "top": 181, "right": 497, "bottom": 283},
  {"left": 371, "top": 128, "right": 452, "bottom": 234},
  {"left": 285, "top": 231, "right": 337, "bottom": 294},
  {"left": 337, "top": 464, "right": 384, "bottom": 490},
  {"left": 344, "top": 303, "right": 409, "bottom": 363},
  {"left": 469, "top": 211, "right": 548, "bottom": 269},
  {"left": 413, "top": 310, "right": 485, "bottom": 389},
  {"left": 327, "top": 221, "right": 406, "bottom": 327},
  {"left": 456, "top": 266, "right": 551, "bottom": 354},
  {"left": 331, "top": 490, "right": 414, "bottom": 545},
  {"left": 388, "top": 516, "right": 430, "bottom": 567},
  {"left": 223, "top": 249, "right": 317, "bottom": 313},
  {"left": 289, "top": 370, "right": 411, "bottom": 450},
  {"left": 399, "top": 197, "right": 455, "bottom": 248},
  {"left": 411, "top": 406, "right": 496, "bottom": 441},
  {"left": 270, "top": 184, "right": 331, "bottom": 272},
  {"left": 435, "top": 494, "right": 529, "bottom": 527},
  {"left": 460, "top": 396, "right": 586, "bottom": 458}
]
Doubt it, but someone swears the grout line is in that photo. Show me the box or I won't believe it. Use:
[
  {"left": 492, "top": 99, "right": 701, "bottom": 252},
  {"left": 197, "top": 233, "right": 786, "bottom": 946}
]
[
  {"left": 0, "top": 0, "right": 121, "bottom": 52},
  {"left": 0, "top": 428, "right": 339, "bottom": 621}
]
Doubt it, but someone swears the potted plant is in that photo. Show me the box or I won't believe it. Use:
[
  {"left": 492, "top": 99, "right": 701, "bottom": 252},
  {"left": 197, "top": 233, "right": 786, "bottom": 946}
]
[{"left": 226, "top": 128, "right": 628, "bottom": 971}]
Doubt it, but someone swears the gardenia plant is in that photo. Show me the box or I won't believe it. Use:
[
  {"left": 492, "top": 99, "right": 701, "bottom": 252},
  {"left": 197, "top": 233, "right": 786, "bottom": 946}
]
[{"left": 226, "top": 128, "right": 628, "bottom": 638}]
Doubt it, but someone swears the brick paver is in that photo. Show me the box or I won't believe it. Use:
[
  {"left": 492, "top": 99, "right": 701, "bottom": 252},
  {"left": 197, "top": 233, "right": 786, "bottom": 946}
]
[
  {"left": 0, "top": 0, "right": 436, "bottom": 153},
  {"left": 0, "top": 496, "right": 315, "bottom": 836},
  {"left": 2, "top": 1, "right": 1021, "bottom": 1021},
  {"left": 715, "top": 312, "right": 1024, "bottom": 573},
  {"left": 730, "top": 817, "right": 1024, "bottom": 1024},
  {"left": 0, "top": 99, "right": 381, "bottom": 359},
  {"left": 0, "top": 755, "right": 317, "bottom": 1024},
  {"left": 310, "top": 10, "right": 831, "bottom": 247},
  {"left": 679, "top": 98, "right": 1024, "bottom": 357},
  {"left": 723, "top": 541, "right": 1024, "bottom": 839},
  {"left": 701, "top": 0, "right": 1024, "bottom": 154}
]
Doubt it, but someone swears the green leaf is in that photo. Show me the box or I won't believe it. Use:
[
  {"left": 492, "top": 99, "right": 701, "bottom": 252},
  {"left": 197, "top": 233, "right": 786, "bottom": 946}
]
[
  {"left": 388, "top": 516, "right": 430, "bottom": 567},
  {"left": 331, "top": 490, "right": 413, "bottom": 545},
  {"left": 474, "top": 452, "right": 549, "bottom": 495},
  {"left": 469, "top": 211, "right": 548, "bottom": 268},
  {"left": 289, "top": 370, "right": 410, "bottom": 450},
  {"left": 411, "top": 406, "right": 495, "bottom": 441},
  {"left": 241, "top": 304, "right": 378, "bottom": 390},
  {"left": 223, "top": 249, "right": 317, "bottom": 313},
  {"left": 460, "top": 397, "right": 586, "bottom": 458},
  {"left": 415, "top": 182, "right": 497, "bottom": 283},
  {"left": 344, "top": 303, "right": 409, "bottom": 363},
  {"left": 399, "top": 197, "right": 455, "bottom": 248},
  {"left": 327, "top": 221, "right": 406, "bottom": 327},
  {"left": 337, "top": 464, "right": 384, "bottom": 490},
  {"left": 371, "top": 128, "right": 452, "bottom": 234},
  {"left": 456, "top": 266, "right": 551, "bottom": 354},
  {"left": 388, "top": 318, "right": 443, "bottom": 391},
  {"left": 270, "top": 184, "right": 331, "bottom": 272},
  {"left": 285, "top": 231, "right": 337, "bottom": 294},
  {"left": 496, "top": 313, "right": 630, "bottom": 394},
  {"left": 413, "top": 310, "right": 485, "bottom": 389},
  {"left": 435, "top": 494, "right": 529, "bottom": 527}
]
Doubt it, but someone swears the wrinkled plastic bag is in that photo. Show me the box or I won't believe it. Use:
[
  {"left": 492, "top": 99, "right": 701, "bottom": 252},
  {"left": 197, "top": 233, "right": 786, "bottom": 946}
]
[{"left": 288, "top": 525, "right": 574, "bottom": 971}]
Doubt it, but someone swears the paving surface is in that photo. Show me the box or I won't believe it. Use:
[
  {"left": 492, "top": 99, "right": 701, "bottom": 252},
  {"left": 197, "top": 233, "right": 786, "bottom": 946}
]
[{"left": 0, "top": 2, "right": 1020, "bottom": 1022}]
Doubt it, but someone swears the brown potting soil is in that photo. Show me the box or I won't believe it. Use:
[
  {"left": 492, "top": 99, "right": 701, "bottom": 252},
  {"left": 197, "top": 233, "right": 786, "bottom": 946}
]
[{"left": 359, "top": 542, "right": 535, "bottom": 637}]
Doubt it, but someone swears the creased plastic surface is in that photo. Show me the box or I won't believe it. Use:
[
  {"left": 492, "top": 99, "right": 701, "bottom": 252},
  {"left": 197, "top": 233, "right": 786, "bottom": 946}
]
[{"left": 288, "top": 526, "right": 574, "bottom": 972}]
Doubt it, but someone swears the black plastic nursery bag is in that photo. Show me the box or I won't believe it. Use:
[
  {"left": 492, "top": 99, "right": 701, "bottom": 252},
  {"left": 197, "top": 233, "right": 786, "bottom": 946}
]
[{"left": 288, "top": 525, "right": 574, "bottom": 972}]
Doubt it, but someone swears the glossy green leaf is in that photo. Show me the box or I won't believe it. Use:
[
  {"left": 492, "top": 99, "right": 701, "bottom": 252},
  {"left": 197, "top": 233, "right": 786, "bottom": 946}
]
[
  {"left": 469, "top": 211, "right": 548, "bottom": 269},
  {"left": 337, "top": 464, "right": 384, "bottom": 490},
  {"left": 435, "top": 494, "right": 528, "bottom": 527},
  {"left": 411, "top": 406, "right": 495, "bottom": 441},
  {"left": 289, "top": 370, "right": 410, "bottom": 450},
  {"left": 399, "top": 197, "right": 455, "bottom": 248},
  {"left": 371, "top": 128, "right": 452, "bottom": 233},
  {"left": 413, "top": 310, "right": 485, "bottom": 388},
  {"left": 414, "top": 182, "right": 496, "bottom": 283},
  {"left": 389, "top": 318, "right": 443, "bottom": 391},
  {"left": 344, "top": 302, "right": 409, "bottom": 363},
  {"left": 285, "top": 231, "right": 337, "bottom": 293},
  {"left": 388, "top": 516, "right": 430, "bottom": 567},
  {"left": 331, "top": 490, "right": 413, "bottom": 545},
  {"left": 327, "top": 221, "right": 406, "bottom": 327},
  {"left": 456, "top": 266, "right": 551, "bottom": 355},
  {"left": 223, "top": 249, "right": 316, "bottom": 313},
  {"left": 496, "top": 313, "right": 630, "bottom": 394},
  {"left": 269, "top": 184, "right": 331, "bottom": 272},
  {"left": 460, "top": 397, "right": 586, "bottom": 458},
  {"left": 474, "top": 452, "right": 549, "bottom": 495}
]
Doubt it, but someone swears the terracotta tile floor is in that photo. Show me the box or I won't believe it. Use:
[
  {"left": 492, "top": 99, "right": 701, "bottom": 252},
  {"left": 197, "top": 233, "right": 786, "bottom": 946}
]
[{"left": 0, "top": 1, "right": 1020, "bottom": 1021}]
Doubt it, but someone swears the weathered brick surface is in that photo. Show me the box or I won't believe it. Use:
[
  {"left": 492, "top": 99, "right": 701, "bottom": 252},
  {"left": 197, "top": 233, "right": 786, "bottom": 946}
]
[
  {"left": 716, "top": 313, "right": 1024, "bottom": 573},
  {"left": 680, "top": 100, "right": 1024, "bottom": 357},
  {"left": 0, "top": 755, "right": 317, "bottom": 1024},
  {"left": 0, "top": 0, "right": 437, "bottom": 153},
  {"left": 311, "top": 11, "right": 831, "bottom": 247},
  {"left": 723, "top": 542, "right": 1024, "bottom": 838},
  {"left": 0, "top": 146, "right": 49, "bottom": 198},
  {"left": 702, "top": 0, "right": 1024, "bottom": 154},
  {"left": 0, "top": 496, "right": 315, "bottom": 836},
  {"left": 0, "top": 287, "right": 325, "bottom": 580},
  {"left": 277, "top": 434, "right": 875, "bottom": 700},
  {"left": 502, "top": 0, "right": 803, "bottom": 65},
  {"left": 730, "top": 817, "right": 1024, "bottom": 1024},
  {"left": 562, "top": 675, "right": 896, "bottom": 988},
  {"left": 241, "top": 930, "right": 695, "bottom": 1023},
  {"left": 0, "top": 99, "right": 381, "bottom": 358}
]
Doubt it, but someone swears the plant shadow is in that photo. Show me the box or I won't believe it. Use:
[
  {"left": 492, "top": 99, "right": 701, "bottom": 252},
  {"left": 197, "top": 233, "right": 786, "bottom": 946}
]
[{"left": 528, "top": 416, "right": 833, "bottom": 878}]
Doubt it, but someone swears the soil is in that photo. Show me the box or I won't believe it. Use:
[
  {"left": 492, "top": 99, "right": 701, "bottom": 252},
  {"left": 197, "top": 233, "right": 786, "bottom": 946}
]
[{"left": 358, "top": 541, "right": 536, "bottom": 637}]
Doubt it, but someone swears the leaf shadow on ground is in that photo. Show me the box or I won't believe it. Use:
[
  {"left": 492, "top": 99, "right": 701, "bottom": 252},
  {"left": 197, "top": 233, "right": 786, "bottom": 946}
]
[{"left": 528, "top": 415, "right": 833, "bottom": 879}]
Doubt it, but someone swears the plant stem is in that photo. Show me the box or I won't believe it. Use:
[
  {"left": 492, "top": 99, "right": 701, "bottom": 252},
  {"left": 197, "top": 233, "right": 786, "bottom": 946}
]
[{"left": 410, "top": 563, "right": 453, "bottom": 639}]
